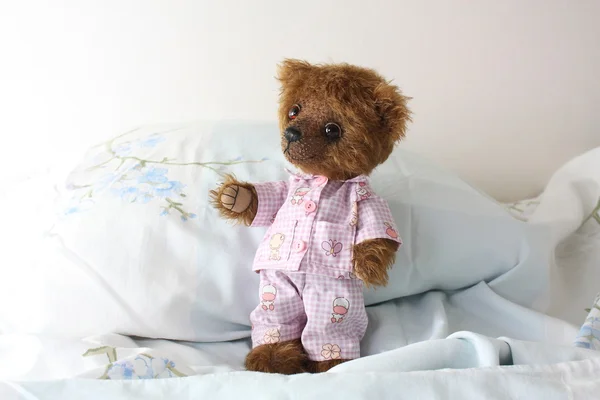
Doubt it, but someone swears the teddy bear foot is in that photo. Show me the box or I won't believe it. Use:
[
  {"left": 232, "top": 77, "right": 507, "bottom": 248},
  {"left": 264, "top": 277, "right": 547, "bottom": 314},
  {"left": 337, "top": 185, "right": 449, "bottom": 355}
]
[
  {"left": 245, "top": 339, "right": 308, "bottom": 374},
  {"left": 307, "top": 359, "right": 348, "bottom": 373}
]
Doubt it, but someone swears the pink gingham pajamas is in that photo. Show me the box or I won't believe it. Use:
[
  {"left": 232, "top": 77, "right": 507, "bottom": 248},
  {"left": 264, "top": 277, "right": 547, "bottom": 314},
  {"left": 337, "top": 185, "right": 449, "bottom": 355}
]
[{"left": 249, "top": 170, "right": 401, "bottom": 361}]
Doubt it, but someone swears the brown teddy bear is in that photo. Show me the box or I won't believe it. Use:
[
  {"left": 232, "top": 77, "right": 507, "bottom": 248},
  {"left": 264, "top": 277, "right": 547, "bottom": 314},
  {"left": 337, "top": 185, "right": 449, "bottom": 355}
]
[{"left": 210, "top": 59, "right": 411, "bottom": 374}]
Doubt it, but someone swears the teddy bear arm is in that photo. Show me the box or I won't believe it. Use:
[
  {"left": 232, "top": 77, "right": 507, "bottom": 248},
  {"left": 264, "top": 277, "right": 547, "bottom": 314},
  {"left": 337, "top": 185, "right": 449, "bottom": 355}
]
[
  {"left": 209, "top": 174, "right": 258, "bottom": 226},
  {"left": 352, "top": 238, "right": 398, "bottom": 288}
]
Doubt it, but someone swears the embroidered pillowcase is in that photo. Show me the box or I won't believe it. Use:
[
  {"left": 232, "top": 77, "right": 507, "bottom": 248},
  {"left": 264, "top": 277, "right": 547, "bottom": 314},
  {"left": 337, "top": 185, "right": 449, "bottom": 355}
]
[{"left": 0, "top": 121, "right": 547, "bottom": 341}]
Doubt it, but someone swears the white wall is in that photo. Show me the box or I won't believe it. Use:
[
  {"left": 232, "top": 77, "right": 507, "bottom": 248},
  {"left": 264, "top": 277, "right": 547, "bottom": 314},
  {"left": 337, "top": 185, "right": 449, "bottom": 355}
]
[{"left": 1, "top": 0, "right": 599, "bottom": 200}]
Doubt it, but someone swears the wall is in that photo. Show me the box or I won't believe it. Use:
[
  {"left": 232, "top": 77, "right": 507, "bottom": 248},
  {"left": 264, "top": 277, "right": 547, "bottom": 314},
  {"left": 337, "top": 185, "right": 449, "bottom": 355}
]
[{"left": 1, "top": 0, "right": 599, "bottom": 200}]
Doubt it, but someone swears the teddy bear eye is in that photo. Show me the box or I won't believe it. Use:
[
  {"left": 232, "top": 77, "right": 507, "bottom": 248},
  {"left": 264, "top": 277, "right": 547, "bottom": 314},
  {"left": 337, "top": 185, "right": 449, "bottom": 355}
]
[
  {"left": 288, "top": 104, "right": 301, "bottom": 120},
  {"left": 324, "top": 123, "right": 342, "bottom": 141}
]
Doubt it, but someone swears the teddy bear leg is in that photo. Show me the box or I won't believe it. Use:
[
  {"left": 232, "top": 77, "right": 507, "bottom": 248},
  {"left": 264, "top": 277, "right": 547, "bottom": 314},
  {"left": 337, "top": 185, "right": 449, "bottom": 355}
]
[
  {"left": 245, "top": 339, "right": 308, "bottom": 374},
  {"left": 306, "top": 359, "right": 348, "bottom": 373}
]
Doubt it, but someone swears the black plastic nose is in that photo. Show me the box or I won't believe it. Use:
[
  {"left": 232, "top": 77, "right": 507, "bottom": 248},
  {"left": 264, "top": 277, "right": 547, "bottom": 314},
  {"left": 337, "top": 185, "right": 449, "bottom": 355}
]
[{"left": 284, "top": 127, "right": 302, "bottom": 142}]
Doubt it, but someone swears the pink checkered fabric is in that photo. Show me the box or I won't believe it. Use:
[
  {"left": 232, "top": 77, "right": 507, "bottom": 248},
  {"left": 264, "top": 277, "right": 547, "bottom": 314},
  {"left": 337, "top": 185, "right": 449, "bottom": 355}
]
[
  {"left": 251, "top": 181, "right": 288, "bottom": 227},
  {"left": 247, "top": 169, "right": 401, "bottom": 361},
  {"left": 250, "top": 270, "right": 367, "bottom": 361},
  {"left": 250, "top": 170, "right": 402, "bottom": 279}
]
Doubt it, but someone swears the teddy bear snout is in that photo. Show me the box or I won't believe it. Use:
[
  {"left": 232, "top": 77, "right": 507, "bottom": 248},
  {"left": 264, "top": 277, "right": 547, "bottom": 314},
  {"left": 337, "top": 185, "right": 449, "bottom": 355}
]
[{"left": 284, "top": 126, "right": 302, "bottom": 143}]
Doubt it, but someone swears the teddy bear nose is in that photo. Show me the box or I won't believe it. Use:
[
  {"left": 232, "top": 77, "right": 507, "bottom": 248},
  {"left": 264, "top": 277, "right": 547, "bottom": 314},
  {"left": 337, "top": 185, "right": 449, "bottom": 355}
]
[{"left": 284, "top": 127, "right": 302, "bottom": 142}]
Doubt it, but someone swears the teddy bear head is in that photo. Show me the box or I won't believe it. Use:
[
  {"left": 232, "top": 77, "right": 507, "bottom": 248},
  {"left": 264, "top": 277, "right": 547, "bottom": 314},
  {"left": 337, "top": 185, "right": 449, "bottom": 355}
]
[{"left": 276, "top": 59, "right": 411, "bottom": 180}]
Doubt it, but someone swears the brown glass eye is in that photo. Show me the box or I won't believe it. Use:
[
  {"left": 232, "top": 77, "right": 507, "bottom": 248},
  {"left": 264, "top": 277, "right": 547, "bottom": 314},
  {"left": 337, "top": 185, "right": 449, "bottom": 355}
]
[
  {"left": 288, "top": 104, "right": 301, "bottom": 120},
  {"left": 324, "top": 122, "right": 342, "bottom": 141}
]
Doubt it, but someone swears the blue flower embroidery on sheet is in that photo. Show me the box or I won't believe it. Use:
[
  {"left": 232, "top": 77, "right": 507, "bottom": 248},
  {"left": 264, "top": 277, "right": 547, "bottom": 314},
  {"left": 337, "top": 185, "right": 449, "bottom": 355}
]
[
  {"left": 181, "top": 213, "right": 197, "bottom": 222},
  {"left": 106, "top": 360, "right": 136, "bottom": 380},
  {"left": 575, "top": 294, "right": 600, "bottom": 350},
  {"left": 575, "top": 316, "right": 600, "bottom": 350},
  {"left": 102, "top": 355, "right": 185, "bottom": 379},
  {"left": 83, "top": 345, "right": 188, "bottom": 380}
]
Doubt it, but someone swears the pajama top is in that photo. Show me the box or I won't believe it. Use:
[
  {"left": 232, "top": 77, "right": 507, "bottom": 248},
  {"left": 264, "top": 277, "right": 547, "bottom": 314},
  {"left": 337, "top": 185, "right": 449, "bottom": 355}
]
[{"left": 250, "top": 169, "right": 402, "bottom": 278}]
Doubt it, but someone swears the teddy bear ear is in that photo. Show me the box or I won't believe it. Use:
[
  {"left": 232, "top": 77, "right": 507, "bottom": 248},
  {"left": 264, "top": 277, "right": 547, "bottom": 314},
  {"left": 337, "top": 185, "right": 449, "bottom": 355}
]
[
  {"left": 373, "top": 82, "right": 412, "bottom": 142},
  {"left": 276, "top": 59, "right": 313, "bottom": 85}
]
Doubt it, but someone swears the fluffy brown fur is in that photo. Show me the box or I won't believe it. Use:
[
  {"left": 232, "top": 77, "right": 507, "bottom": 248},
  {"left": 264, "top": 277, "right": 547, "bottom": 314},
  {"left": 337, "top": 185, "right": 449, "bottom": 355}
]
[
  {"left": 276, "top": 59, "right": 411, "bottom": 180},
  {"left": 245, "top": 339, "right": 308, "bottom": 374},
  {"left": 211, "top": 59, "right": 411, "bottom": 374},
  {"left": 352, "top": 238, "right": 398, "bottom": 288},
  {"left": 209, "top": 174, "right": 258, "bottom": 226},
  {"left": 306, "top": 359, "right": 347, "bottom": 373}
]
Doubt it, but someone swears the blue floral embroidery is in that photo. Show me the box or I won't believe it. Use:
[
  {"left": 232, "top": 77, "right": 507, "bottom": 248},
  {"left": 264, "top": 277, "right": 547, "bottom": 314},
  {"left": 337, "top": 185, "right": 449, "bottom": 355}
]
[
  {"left": 575, "top": 316, "right": 600, "bottom": 349},
  {"left": 575, "top": 294, "right": 600, "bottom": 350},
  {"left": 111, "top": 166, "right": 186, "bottom": 205},
  {"left": 83, "top": 346, "right": 186, "bottom": 380},
  {"left": 106, "top": 360, "right": 135, "bottom": 380},
  {"left": 181, "top": 213, "right": 197, "bottom": 222},
  {"left": 139, "top": 134, "right": 166, "bottom": 148},
  {"left": 63, "top": 130, "right": 264, "bottom": 221},
  {"left": 133, "top": 356, "right": 154, "bottom": 379},
  {"left": 103, "top": 355, "right": 184, "bottom": 380},
  {"left": 138, "top": 167, "right": 169, "bottom": 184}
]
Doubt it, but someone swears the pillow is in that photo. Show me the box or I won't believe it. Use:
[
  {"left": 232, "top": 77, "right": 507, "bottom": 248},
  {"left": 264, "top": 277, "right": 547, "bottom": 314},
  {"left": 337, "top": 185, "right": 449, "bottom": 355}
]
[{"left": 0, "top": 121, "right": 549, "bottom": 341}]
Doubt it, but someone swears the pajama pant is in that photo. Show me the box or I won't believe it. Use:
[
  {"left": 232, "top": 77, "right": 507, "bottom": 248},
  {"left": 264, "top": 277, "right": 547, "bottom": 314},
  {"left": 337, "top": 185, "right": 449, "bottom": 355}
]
[{"left": 250, "top": 269, "right": 368, "bottom": 361}]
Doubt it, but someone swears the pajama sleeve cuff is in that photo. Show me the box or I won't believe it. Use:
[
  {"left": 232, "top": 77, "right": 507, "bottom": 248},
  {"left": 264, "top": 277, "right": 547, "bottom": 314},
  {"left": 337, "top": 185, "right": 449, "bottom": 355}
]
[{"left": 355, "top": 196, "right": 402, "bottom": 248}]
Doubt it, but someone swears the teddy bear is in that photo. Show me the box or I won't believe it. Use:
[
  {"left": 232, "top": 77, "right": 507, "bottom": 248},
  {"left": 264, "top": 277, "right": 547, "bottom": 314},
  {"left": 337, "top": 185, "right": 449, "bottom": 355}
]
[{"left": 210, "top": 59, "right": 411, "bottom": 374}]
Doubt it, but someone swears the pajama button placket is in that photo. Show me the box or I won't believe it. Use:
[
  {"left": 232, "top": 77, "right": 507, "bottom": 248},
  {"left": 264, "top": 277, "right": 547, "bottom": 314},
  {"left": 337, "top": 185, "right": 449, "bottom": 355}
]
[{"left": 292, "top": 180, "right": 324, "bottom": 264}]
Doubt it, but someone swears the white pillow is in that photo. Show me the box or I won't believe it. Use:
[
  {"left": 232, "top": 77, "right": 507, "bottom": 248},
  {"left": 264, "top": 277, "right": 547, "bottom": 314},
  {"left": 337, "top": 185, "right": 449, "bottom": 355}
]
[{"left": 0, "top": 121, "right": 549, "bottom": 341}]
